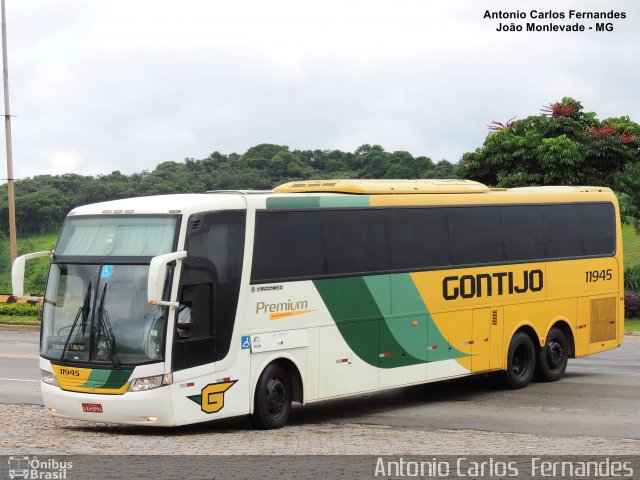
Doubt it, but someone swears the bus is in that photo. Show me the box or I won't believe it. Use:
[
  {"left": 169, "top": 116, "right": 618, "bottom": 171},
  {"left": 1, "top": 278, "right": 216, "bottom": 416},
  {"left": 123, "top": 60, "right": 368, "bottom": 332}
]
[{"left": 12, "top": 179, "right": 624, "bottom": 428}]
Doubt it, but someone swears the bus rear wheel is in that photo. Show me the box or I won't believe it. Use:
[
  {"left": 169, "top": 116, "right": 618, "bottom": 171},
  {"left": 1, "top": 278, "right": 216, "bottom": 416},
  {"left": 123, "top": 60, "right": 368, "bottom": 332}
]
[
  {"left": 250, "top": 362, "right": 292, "bottom": 429},
  {"left": 535, "top": 327, "right": 568, "bottom": 382},
  {"left": 501, "top": 332, "right": 536, "bottom": 389}
]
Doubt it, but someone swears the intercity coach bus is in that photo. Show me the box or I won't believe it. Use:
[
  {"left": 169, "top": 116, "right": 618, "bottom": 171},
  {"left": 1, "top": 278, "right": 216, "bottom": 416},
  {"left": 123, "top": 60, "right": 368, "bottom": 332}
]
[{"left": 12, "top": 179, "right": 624, "bottom": 428}]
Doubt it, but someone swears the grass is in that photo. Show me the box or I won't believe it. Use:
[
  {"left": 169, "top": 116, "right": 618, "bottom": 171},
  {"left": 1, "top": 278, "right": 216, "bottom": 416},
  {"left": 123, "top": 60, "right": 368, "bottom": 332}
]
[
  {"left": 625, "top": 318, "right": 640, "bottom": 333},
  {"left": 0, "top": 231, "right": 58, "bottom": 294},
  {"left": 622, "top": 224, "right": 640, "bottom": 268},
  {"left": 24, "top": 232, "right": 58, "bottom": 251},
  {"left": 0, "top": 315, "right": 40, "bottom": 326}
]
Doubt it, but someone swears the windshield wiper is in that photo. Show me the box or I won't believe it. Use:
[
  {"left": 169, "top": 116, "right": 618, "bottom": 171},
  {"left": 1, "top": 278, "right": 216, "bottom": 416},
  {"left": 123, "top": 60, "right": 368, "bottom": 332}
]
[
  {"left": 96, "top": 284, "right": 120, "bottom": 369},
  {"left": 60, "top": 282, "right": 92, "bottom": 362}
]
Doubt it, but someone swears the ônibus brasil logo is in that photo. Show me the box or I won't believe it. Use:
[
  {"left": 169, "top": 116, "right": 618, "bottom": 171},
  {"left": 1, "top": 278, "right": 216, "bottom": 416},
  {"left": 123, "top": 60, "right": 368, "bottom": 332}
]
[{"left": 8, "top": 456, "right": 72, "bottom": 479}]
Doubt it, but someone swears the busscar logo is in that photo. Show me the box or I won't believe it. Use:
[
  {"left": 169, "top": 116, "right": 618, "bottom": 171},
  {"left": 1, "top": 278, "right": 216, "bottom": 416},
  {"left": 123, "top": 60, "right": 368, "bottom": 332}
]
[
  {"left": 8, "top": 456, "right": 73, "bottom": 479},
  {"left": 188, "top": 380, "right": 237, "bottom": 414},
  {"left": 256, "top": 285, "right": 283, "bottom": 292}
]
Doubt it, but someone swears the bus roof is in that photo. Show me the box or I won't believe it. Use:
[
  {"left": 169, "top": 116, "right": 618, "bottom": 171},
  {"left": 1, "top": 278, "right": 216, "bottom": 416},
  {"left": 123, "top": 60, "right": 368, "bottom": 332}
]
[
  {"left": 66, "top": 182, "right": 615, "bottom": 217},
  {"left": 274, "top": 179, "right": 490, "bottom": 194},
  {"left": 69, "top": 193, "right": 246, "bottom": 216}
]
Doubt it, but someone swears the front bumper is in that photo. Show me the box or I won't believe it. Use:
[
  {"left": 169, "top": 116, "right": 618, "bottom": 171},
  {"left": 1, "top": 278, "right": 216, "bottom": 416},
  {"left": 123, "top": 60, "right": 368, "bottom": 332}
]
[{"left": 41, "top": 382, "right": 175, "bottom": 426}]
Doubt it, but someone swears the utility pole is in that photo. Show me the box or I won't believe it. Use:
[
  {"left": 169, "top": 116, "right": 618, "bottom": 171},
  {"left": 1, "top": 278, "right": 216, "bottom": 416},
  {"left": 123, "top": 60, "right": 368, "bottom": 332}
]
[{"left": 1, "top": 0, "right": 17, "bottom": 263}]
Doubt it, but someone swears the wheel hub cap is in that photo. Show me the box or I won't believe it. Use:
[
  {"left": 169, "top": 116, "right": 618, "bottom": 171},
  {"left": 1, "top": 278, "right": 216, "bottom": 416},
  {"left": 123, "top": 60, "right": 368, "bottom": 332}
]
[
  {"left": 547, "top": 341, "right": 564, "bottom": 370},
  {"left": 266, "top": 377, "right": 286, "bottom": 417}
]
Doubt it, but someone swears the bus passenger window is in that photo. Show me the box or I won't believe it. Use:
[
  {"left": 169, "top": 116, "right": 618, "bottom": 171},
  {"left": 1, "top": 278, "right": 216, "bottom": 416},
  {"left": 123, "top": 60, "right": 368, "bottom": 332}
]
[
  {"left": 388, "top": 208, "right": 449, "bottom": 269},
  {"left": 448, "top": 206, "right": 503, "bottom": 265},
  {"left": 544, "top": 205, "right": 583, "bottom": 258},
  {"left": 580, "top": 203, "right": 615, "bottom": 256},
  {"left": 502, "top": 205, "right": 545, "bottom": 261},
  {"left": 321, "top": 209, "right": 390, "bottom": 275}
]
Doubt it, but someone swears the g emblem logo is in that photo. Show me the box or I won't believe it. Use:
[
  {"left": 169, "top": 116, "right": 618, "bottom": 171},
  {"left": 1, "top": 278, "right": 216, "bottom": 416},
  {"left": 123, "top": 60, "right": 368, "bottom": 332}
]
[{"left": 188, "top": 380, "right": 237, "bottom": 414}]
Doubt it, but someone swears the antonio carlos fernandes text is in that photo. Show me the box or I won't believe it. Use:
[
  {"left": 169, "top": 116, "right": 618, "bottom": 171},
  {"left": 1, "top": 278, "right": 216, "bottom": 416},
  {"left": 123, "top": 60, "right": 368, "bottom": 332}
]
[{"left": 373, "top": 457, "right": 634, "bottom": 477}]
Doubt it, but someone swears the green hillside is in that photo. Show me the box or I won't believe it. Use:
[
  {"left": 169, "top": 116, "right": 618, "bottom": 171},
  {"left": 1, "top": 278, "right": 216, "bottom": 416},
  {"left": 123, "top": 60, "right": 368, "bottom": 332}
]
[
  {"left": 622, "top": 224, "right": 640, "bottom": 267},
  {"left": 2, "top": 226, "right": 640, "bottom": 296},
  {"left": 0, "top": 232, "right": 57, "bottom": 294}
]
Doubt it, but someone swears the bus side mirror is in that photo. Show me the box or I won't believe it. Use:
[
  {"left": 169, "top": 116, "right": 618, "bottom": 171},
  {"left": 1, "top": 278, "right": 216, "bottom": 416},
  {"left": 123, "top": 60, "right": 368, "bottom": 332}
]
[
  {"left": 12, "top": 251, "right": 53, "bottom": 299},
  {"left": 148, "top": 251, "right": 187, "bottom": 307}
]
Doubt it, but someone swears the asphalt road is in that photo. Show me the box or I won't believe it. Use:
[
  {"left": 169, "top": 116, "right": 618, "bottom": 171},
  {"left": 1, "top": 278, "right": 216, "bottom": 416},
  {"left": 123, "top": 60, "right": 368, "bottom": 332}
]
[
  {"left": 291, "top": 339, "right": 640, "bottom": 439},
  {"left": 0, "top": 329, "right": 40, "bottom": 405},
  {"left": 1, "top": 329, "right": 639, "bottom": 440}
]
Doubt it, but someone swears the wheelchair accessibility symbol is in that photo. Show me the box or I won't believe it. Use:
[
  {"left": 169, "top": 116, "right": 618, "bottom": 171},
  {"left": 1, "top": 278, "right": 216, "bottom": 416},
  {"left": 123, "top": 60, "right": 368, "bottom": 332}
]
[
  {"left": 100, "top": 265, "right": 113, "bottom": 279},
  {"left": 241, "top": 336, "right": 250, "bottom": 350}
]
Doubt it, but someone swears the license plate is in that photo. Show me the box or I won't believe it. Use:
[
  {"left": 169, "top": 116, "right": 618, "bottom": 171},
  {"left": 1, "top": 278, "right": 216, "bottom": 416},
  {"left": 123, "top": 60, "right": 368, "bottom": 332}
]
[{"left": 82, "top": 403, "right": 103, "bottom": 413}]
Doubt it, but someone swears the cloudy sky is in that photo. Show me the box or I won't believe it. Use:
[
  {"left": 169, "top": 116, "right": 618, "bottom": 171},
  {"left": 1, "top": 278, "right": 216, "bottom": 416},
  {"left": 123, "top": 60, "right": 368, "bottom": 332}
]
[{"left": 3, "top": 0, "right": 639, "bottom": 179}]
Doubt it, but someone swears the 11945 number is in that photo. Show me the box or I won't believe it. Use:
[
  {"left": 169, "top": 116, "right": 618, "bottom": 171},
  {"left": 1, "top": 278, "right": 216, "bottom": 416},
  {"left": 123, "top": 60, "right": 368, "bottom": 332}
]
[{"left": 585, "top": 269, "right": 613, "bottom": 283}]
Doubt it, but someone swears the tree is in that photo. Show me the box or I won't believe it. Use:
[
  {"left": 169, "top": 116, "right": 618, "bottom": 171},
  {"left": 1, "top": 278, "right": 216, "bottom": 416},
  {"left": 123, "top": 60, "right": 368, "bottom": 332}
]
[
  {"left": 243, "top": 144, "right": 288, "bottom": 169},
  {"left": 459, "top": 97, "right": 640, "bottom": 188},
  {"left": 359, "top": 145, "right": 390, "bottom": 178},
  {"left": 615, "top": 161, "right": 640, "bottom": 232},
  {"left": 0, "top": 143, "right": 459, "bottom": 236},
  {"left": 384, "top": 151, "right": 420, "bottom": 178}
]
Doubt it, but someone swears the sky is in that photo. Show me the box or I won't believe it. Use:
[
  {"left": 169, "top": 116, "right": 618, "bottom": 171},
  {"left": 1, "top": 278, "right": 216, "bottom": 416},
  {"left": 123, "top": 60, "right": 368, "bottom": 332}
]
[{"left": 2, "top": 0, "right": 639, "bottom": 179}]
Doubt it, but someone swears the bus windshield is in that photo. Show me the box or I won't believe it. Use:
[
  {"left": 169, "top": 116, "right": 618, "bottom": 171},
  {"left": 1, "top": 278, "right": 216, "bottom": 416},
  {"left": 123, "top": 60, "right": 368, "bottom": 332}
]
[
  {"left": 55, "top": 216, "right": 177, "bottom": 257},
  {"left": 41, "top": 263, "right": 167, "bottom": 366}
]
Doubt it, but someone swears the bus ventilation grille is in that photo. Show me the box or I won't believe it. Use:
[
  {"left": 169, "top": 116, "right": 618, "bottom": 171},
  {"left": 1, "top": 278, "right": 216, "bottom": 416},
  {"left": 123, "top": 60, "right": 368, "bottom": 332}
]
[
  {"left": 590, "top": 297, "right": 617, "bottom": 343},
  {"left": 491, "top": 310, "right": 498, "bottom": 326}
]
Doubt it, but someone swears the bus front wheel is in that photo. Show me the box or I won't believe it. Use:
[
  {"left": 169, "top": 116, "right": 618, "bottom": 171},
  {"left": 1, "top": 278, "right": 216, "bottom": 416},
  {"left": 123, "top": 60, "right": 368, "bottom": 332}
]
[
  {"left": 250, "top": 362, "right": 292, "bottom": 429},
  {"left": 535, "top": 327, "right": 568, "bottom": 382},
  {"left": 501, "top": 332, "right": 536, "bottom": 389}
]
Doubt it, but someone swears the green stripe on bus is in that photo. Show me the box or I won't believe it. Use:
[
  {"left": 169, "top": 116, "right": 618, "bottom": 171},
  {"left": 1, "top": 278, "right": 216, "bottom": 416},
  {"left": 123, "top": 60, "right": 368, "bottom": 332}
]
[
  {"left": 266, "top": 197, "right": 321, "bottom": 209},
  {"left": 82, "top": 369, "right": 132, "bottom": 389},
  {"left": 313, "top": 274, "right": 467, "bottom": 368},
  {"left": 319, "top": 196, "right": 370, "bottom": 208},
  {"left": 362, "top": 275, "right": 390, "bottom": 315},
  {"left": 266, "top": 196, "right": 371, "bottom": 209},
  {"left": 386, "top": 274, "right": 466, "bottom": 363}
]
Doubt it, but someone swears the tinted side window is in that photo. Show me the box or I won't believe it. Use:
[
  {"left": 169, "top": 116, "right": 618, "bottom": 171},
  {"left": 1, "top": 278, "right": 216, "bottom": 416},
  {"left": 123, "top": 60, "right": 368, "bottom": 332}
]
[
  {"left": 581, "top": 203, "right": 615, "bottom": 255},
  {"left": 448, "top": 207, "right": 503, "bottom": 265},
  {"left": 250, "top": 202, "right": 615, "bottom": 284},
  {"left": 388, "top": 208, "right": 450, "bottom": 269},
  {"left": 321, "top": 209, "right": 390, "bottom": 275},
  {"left": 543, "top": 205, "right": 583, "bottom": 258},
  {"left": 502, "top": 205, "right": 546, "bottom": 261},
  {"left": 252, "top": 211, "right": 324, "bottom": 281}
]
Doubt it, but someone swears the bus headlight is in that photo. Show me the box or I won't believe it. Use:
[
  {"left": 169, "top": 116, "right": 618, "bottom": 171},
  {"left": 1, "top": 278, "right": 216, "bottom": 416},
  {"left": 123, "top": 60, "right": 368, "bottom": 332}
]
[
  {"left": 128, "top": 373, "right": 172, "bottom": 392},
  {"left": 41, "top": 369, "right": 59, "bottom": 387}
]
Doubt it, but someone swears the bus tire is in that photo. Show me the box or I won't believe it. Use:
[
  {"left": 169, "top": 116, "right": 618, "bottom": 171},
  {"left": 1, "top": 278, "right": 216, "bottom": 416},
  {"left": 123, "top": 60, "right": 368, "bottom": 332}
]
[
  {"left": 250, "top": 362, "right": 292, "bottom": 429},
  {"left": 501, "top": 332, "right": 536, "bottom": 389},
  {"left": 535, "top": 327, "right": 568, "bottom": 382}
]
